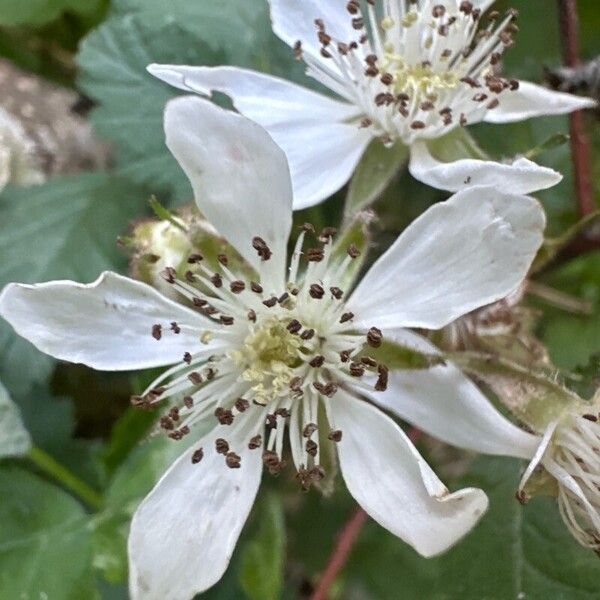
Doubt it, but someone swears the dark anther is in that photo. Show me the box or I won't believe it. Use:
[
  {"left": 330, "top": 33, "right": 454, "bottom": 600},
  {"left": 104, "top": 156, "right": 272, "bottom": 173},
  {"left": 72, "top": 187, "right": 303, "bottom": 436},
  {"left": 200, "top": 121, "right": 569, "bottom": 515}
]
[
  {"left": 330, "top": 286, "right": 343, "bottom": 300},
  {"left": 346, "top": 0, "right": 359, "bottom": 15},
  {"left": 160, "top": 267, "right": 176, "bottom": 284},
  {"left": 266, "top": 413, "right": 277, "bottom": 428},
  {"left": 185, "top": 271, "right": 197, "bottom": 283},
  {"left": 375, "top": 364, "right": 389, "bottom": 391},
  {"left": 262, "top": 296, "right": 277, "bottom": 308},
  {"left": 151, "top": 324, "right": 162, "bottom": 340},
  {"left": 193, "top": 297, "right": 207, "bottom": 307},
  {"left": 247, "top": 309, "right": 257, "bottom": 322},
  {"left": 215, "top": 438, "right": 229, "bottom": 454},
  {"left": 583, "top": 414, "right": 598, "bottom": 422},
  {"left": 380, "top": 72, "right": 394, "bottom": 85},
  {"left": 160, "top": 416, "right": 175, "bottom": 430},
  {"left": 349, "top": 362, "right": 365, "bottom": 377},
  {"left": 460, "top": 113, "right": 468, "bottom": 126},
  {"left": 420, "top": 101, "right": 435, "bottom": 111},
  {"left": 214, "top": 407, "right": 234, "bottom": 425},
  {"left": 487, "top": 98, "right": 500, "bottom": 109},
  {"left": 410, "top": 121, "right": 426, "bottom": 129},
  {"left": 220, "top": 315, "right": 234, "bottom": 326},
  {"left": 235, "top": 398, "right": 250, "bottom": 412},
  {"left": 248, "top": 435, "right": 262, "bottom": 450},
  {"left": 361, "top": 356, "right": 378, "bottom": 367},
  {"left": 183, "top": 352, "right": 192, "bottom": 364},
  {"left": 226, "top": 452, "right": 241, "bottom": 469},
  {"left": 169, "top": 407, "right": 180, "bottom": 421},
  {"left": 300, "top": 328, "right": 315, "bottom": 340},
  {"left": 309, "top": 355, "right": 325, "bottom": 368},
  {"left": 306, "top": 439, "right": 318, "bottom": 457},
  {"left": 459, "top": 1, "right": 473, "bottom": 14},
  {"left": 187, "top": 253, "right": 203, "bottom": 264},
  {"left": 319, "top": 226, "right": 337, "bottom": 241},
  {"left": 278, "top": 292, "right": 290, "bottom": 304},
  {"left": 347, "top": 243, "right": 361, "bottom": 258},
  {"left": 206, "top": 368, "right": 216, "bottom": 381},
  {"left": 276, "top": 408, "right": 291, "bottom": 418},
  {"left": 130, "top": 395, "right": 150, "bottom": 409},
  {"left": 515, "top": 490, "right": 528, "bottom": 505},
  {"left": 293, "top": 40, "right": 303, "bottom": 60},
  {"left": 367, "top": 327, "right": 383, "bottom": 348},
  {"left": 210, "top": 273, "right": 223, "bottom": 288},
  {"left": 191, "top": 448, "right": 204, "bottom": 464},
  {"left": 508, "top": 79, "right": 520, "bottom": 91},
  {"left": 473, "top": 92, "right": 488, "bottom": 102},
  {"left": 250, "top": 281, "right": 263, "bottom": 293},
  {"left": 170, "top": 322, "right": 181, "bottom": 334},
  {"left": 313, "top": 382, "right": 338, "bottom": 397},
  {"left": 217, "top": 253, "right": 228, "bottom": 266},
  {"left": 432, "top": 4, "right": 445, "bottom": 17},
  {"left": 230, "top": 280, "right": 245, "bottom": 293},
  {"left": 287, "top": 319, "right": 302, "bottom": 334},
  {"left": 314, "top": 18, "right": 325, "bottom": 30},
  {"left": 328, "top": 430, "right": 343, "bottom": 442},
  {"left": 252, "top": 236, "right": 272, "bottom": 261},
  {"left": 183, "top": 395, "right": 194, "bottom": 409},
  {"left": 188, "top": 371, "right": 203, "bottom": 385},
  {"left": 303, "top": 423, "right": 318, "bottom": 438},
  {"left": 340, "top": 312, "right": 354, "bottom": 324},
  {"left": 290, "top": 377, "right": 304, "bottom": 393},
  {"left": 352, "top": 17, "right": 364, "bottom": 29},
  {"left": 306, "top": 247, "right": 324, "bottom": 262},
  {"left": 309, "top": 283, "right": 325, "bottom": 299},
  {"left": 340, "top": 350, "right": 351, "bottom": 363},
  {"left": 299, "top": 222, "right": 316, "bottom": 233}
]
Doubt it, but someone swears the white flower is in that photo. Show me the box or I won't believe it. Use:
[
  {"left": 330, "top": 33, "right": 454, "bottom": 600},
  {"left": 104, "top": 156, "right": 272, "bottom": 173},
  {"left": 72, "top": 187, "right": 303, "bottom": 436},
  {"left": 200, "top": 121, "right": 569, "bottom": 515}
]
[
  {"left": 366, "top": 329, "right": 600, "bottom": 549},
  {"left": 0, "top": 107, "right": 44, "bottom": 193},
  {"left": 0, "top": 97, "right": 546, "bottom": 599},
  {"left": 148, "top": 0, "right": 595, "bottom": 209}
]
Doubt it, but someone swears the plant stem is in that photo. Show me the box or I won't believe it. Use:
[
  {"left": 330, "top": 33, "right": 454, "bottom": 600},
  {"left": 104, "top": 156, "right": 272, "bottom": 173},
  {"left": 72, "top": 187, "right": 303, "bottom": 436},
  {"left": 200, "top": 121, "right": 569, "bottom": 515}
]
[
  {"left": 28, "top": 445, "right": 103, "bottom": 510},
  {"left": 557, "top": 0, "right": 595, "bottom": 216},
  {"left": 310, "top": 427, "right": 422, "bottom": 600}
]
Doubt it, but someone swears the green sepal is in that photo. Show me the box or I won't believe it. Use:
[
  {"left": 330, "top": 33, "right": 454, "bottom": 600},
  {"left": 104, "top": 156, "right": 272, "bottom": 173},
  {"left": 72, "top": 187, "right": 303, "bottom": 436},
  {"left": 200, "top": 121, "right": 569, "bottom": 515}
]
[
  {"left": 344, "top": 139, "right": 408, "bottom": 221},
  {"left": 0, "top": 379, "right": 31, "bottom": 459},
  {"left": 426, "top": 127, "right": 489, "bottom": 162},
  {"left": 365, "top": 339, "right": 445, "bottom": 370},
  {"left": 446, "top": 351, "right": 583, "bottom": 433}
]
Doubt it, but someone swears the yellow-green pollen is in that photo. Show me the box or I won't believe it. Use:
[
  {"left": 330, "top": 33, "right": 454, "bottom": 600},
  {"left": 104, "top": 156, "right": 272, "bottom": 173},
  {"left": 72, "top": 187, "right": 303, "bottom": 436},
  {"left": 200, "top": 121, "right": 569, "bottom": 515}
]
[{"left": 230, "top": 317, "right": 305, "bottom": 404}]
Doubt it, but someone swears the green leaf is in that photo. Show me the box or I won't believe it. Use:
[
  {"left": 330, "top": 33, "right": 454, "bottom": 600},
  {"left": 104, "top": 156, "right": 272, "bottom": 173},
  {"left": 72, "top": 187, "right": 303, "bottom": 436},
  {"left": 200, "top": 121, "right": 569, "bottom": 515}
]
[
  {"left": 78, "top": 3, "right": 303, "bottom": 203},
  {"left": 0, "top": 379, "right": 30, "bottom": 458},
  {"left": 0, "top": 465, "right": 97, "bottom": 599},
  {"left": 240, "top": 493, "right": 286, "bottom": 600},
  {"left": 426, "top": 127, "right": 488, "bottom": 162},
  {"left": 0, "top": 173, "right": 145, "bottom": 394},
  {"left": 349, "top": 456, "right": 600, "bottom": 599},
  {"left": 0, "top": 0, "right": 102, "bottom": 26},
  {"left": 447, "top": 351, "right": 581, "bottom": 432},
  {"left": 344, "top": 140, "right": 408, "bottom": 220}
]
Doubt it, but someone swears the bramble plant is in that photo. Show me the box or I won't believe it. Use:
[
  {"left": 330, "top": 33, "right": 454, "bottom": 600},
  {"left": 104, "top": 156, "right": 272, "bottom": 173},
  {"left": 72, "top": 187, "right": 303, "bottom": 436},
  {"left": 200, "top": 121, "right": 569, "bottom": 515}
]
[{"left": 0, "top": 1, "right": 599, "bottom": 599}]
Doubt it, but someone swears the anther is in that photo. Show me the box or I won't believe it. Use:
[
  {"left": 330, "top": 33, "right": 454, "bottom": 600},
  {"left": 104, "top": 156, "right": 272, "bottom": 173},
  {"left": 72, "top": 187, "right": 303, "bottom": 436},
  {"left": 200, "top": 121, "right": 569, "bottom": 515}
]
[
  {"left": 340, "top": 312, "right": 354, "bottom": 324},
  {"left": 432, "top": 4, "right": 445, "bottom": 17},
  {"left": 252, "top": 236, "right": 272, "bottom": 261},
  {"left": 250, "top": 281, "right": 263, "bottom": 293},
  {"left": 307, "top": 247, "right": 324, "bottom": 262},
  {"left": 347, "top": 244, "right": 361, "bottom": 258},
  {"left": 330, "top": 287, "right": 343, "bottom": 300},
  {"left": 263, "top": 296, "right": 277, "bottom": 308},
  {"left": 170, "top": 322, "right": 181, "bottom": 334},
  {"left": 306, "top": 440, "right": 318, "bottom": 457},
  {"left": 183, "top": 395, "right": 194, "bottom": 408},
  {"left": 380, "top": 73, "right": 394, "bottom": 85},
  {"left": 309, "top": 355, "right": 325, "bottom": 368},
  {"left": 235, "top": 398, "right": 250, "bottom": 412},
  {"left": 459, "top": 1, "right": 473, "bottom": 14},
  {"left": 367, "top": 327, "right": 383, "bottom": 348},
  {"left": 187, "top": 253, "right": 203, "bottom": 264},
  {"left": 183, "top": 352, "right": 192, "bottom": 364},
  {"left": 160, "top": 416, "right": 175, "bottom": 430},
  {"left": 287, "top": 319, "right": 302, "bottom": 334},
  {"left": 185, "top": 271, "right": 197, "bottom": 283},
  {"left": 248, "top": 435, "right": 262, "bottom": 450},
  {"left": 299, "top": 222, "right": 315, "bottom": 233},
  {"left": 193, "top": 297, "right": 207, "bottom": 307},
  {"left": 303, "top": 423, "right": 318, "bottom": 438},
  {"left": 411, "top": 121, "right": 426, "bottom": 129},
  {"left": 340, "top": 350, "right": 351, "bottom": 363},
  {"left": 350, "top": 362, "right": 365, "bottom": 377},
  {"left": 160, "top": 267, "right": 176, "bottom": 283},
  {"left": 215, "top": 438, "right": 229, "bottom": 454},
  {"left": 214, "top": 407, "right": 234, "bottom": 425},
  {"left": 293, "top": 40, "right": 303, "bottom": 60},
  {"left": 169, "top": 407, "right": 180, "bottom": 421},
  {"left": 583, "top": 414, "right": 598, "bottom": 422},
  {"left": 328, "top": 430, "right": 343, "bottom": 442},
  {"left": 230, "top": 280, "right": 245, "bottom": 293},
  {"left": 352, "top": 17, "right": 364, "bottom": 29},
  {"left": 278, "top": 292, "right": 290, "bottom": 304},
  {"left": 346, "top": 0, "right": 359, "bottom": 15},
  {"left": 217, "top": 254, "right": 228, "bottom": 266},
  {"left": 375, "top": 364, "right": 389, "bottom": 391},
  {"left": 309, "top": 284, "right": 325, "bottom": 299},
  {"left": 220, "top": 315, "right": 234, "bottom": 326},
  {"left": 226, "top": 452, "right": 241, "bottom": 469},
  {"left": 361, "top": 356, "right": 378, "bottom": 367},
  {"left": 210, "top": 273, "right": 223, "bottom": 288},
  {"left": 247, "top": 309, "right": 257, "bottom": 322},
  {"left": 151, "top": 324, "right": 162, "bottom": 340},
  {"left": 319, "top": 226, "right": 337, "bottom": 241},
  {"left": 191, "top": 448, "right": 204, "bottom": 464},
  {"left": 188, "top": 371, "right": 203, "bottom": 385},
  {"left": 300, "top": 328, "right": 315, "bottom": 340}
]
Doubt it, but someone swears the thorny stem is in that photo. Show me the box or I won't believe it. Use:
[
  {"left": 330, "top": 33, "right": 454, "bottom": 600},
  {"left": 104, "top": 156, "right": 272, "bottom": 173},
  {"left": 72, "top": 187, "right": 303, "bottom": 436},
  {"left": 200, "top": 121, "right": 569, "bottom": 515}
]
[
  {"left": 557, "top": 0, "right": 595, "bottom": 216},
  {"left": 310, "top": 428, "right": 422, "bottom": 600},
  {"left": 28, "top": 445, "right": 103, "bottom": 510}
]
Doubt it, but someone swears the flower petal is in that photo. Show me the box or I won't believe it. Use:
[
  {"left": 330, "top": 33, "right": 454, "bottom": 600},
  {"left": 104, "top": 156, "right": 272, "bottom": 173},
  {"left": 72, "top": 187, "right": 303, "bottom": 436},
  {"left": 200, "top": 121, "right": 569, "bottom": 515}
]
[
  {"left": 348, "top": 185, "right": 545, "bottom": 330},
  {"left": 150, "top": 65, "right": 370, "bottom": 209},
  {"left": 408, "top": 139, "right": 562, "bottom": 194},
  {"left": 164, "top": 96, "right": 293, "bottom": 285},
  {"left": 0, "top": 272, "right": 216, "bottom": 371},
  {"left": 484, "top": 81, "right": 596, "bottom": 124},
  {"left": 357, "top": 328, "right": 539, "bottom": 459},
  {"left": 268, "top": 0, "right": 354, "bottom": 61},
  {"left": 129, "top": 416, "right": 263, "bottom": 599},
  {"left": 330, "top": 391, "right": 488, "bottom": 557}
]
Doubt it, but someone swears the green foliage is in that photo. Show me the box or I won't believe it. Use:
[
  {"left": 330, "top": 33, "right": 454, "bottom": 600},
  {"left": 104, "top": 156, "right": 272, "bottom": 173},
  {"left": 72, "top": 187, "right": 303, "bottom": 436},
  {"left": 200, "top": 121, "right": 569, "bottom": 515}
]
[
  {"left": 0, "top": 174, "right": 146, "bottom": 394},
  {"left": 240, "top": 493, "right": 286, "bottom": 600},
  {"left": 0, "top": 465, "right": 97, "bottom": 599},
  {"left": 0, "top": 380, "right": 30, "bottom": 457},
  {"left": 0, "top": 0, "right": 102, "bottom": 26}
]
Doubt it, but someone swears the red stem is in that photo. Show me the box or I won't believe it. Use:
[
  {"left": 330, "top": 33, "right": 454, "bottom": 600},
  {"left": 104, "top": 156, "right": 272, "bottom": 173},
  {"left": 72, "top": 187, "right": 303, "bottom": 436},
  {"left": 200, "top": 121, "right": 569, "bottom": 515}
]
[
  {"left": 557, "top": 0, "right": 595, "bottom": 216},
  {"left": 310, "top": 428, "right": 422, "bottom": 600}
]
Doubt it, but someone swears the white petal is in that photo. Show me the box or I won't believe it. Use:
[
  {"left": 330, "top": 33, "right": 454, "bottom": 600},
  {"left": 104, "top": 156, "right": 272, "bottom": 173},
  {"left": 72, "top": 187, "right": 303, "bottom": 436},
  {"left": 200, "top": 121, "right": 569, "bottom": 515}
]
[
  {"left": 268, "top": 0, "right": 354, "bottom": 61},
  {"left": 0, "top": 272, "right": 216, "bottom": 371},
  {"left": 409, "top": 139, "right": 562, "bottom": 194},
  {"left": 164, "top": 96, "right": 293, "bottom": 284},
  {"left": 357, "top": 328, "right": 539, "bottom": 459},
  {"left": 484, "top": 81, "right": 597, "bottom": 124},
  {"left": 349, "top": 186, "right": 545, "bottom": 330},
  {"left": 150, "top": 65, "right": 370, "bottom": 209},
  {"left": 129, "top": 416, "right": 263, "bottom": 600},
  {"left": 331, "top": 391, "right": 488, "bottom": 557},
  {"left": 471, "top": 0, "right": 496, "bottom": 11}
]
